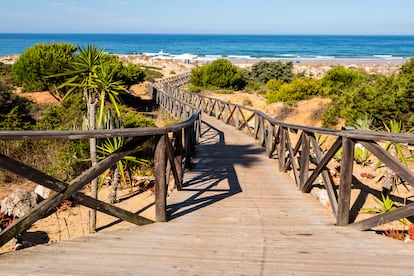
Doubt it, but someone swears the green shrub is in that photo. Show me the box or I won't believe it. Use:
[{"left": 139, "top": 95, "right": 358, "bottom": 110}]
[
  {"left": 36, "top": 93, "right": 86, "bottom": 130},
  {"left": 249, "top": 61, "right": 293, "bottom": 84},
  {"left": 0, "top": 62, "right": 14, "bottom": 84},
  {"left": 190, "top": 59, "right": 246, "bottom": 90},
  {"left": 321, "top": 65, "right": 414, "bottom": 129},
  {"left": 122, "top": 63, "right": 146, "bottom": 88},
  {"left": 320, "top": 66, "right": 364, "bottom": 97},
  {"left": 243, "top": 80, "right": 267, "bottom": 95},
  {"left": 0, "top": 81, "right": 35, "bottom": 130},
  {"left": 190, "top": 66, "right": 204, "bottom": 87},
  {"left": 12, "top": 43, "right": 77, "bottom": 92},
  {"left": 266, "top": 77, "right": 320, "bottom": 104},
  {"left": 266, "top": 79, "right": 283, "bottom": 91},
  {"left": 119, "top": 105, "right": 155, "bottom": 128},
  {"left": 321, "top": 103, "right": 340, "bottom": 128},
  {"left": 141, "top": 65, "right": 163, "bottom": 82}
]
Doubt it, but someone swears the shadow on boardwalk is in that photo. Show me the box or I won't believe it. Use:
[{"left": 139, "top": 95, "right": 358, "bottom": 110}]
[{"left": 168, "top": 120, "right": 262, "bottom": 220}]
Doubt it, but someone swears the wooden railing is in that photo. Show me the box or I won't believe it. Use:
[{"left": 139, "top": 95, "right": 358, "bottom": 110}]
[
  {"left": 0, "top": 81, "right": 201, "bottom": 247},
  {"left": 154, "top": 72, "right": 191, "bottom": 89},
  {"left": 161, "top": 79, "right": 414, "bottom": 231}
]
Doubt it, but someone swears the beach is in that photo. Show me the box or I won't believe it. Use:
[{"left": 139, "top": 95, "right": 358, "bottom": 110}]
[{"left": 1, "top": 54, "right": 405, "bottom": 79}]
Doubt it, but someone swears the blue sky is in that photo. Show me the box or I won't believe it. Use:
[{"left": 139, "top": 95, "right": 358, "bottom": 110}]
[{"left": 1, "top": 0, "right": 414, "bottom": 34}]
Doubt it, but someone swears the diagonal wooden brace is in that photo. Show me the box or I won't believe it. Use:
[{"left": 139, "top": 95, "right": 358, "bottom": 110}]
[{"left": 0, "top": 135, "right": 155, "bottom": 247}]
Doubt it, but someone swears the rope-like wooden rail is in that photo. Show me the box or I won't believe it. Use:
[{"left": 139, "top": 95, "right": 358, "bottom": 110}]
[
  {"left": 0, "top": 80, "right": 201, "bottom": 247},
  {"left": 160, "top": 77, "right": 414, "bottom": 231}
]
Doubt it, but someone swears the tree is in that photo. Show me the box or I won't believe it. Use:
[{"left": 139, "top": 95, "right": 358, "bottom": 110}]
[
  {"left": 54, "top": 44, "right": 129, "bottom": 232},
  {"left": 11, "top": 43, "right": 77, "bottom": 92}
]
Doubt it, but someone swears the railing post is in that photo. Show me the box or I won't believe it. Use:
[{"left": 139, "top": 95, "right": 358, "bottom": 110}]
[
  {"left": 254, "top": 113, "right": 259, "bottom": 139},
  {"left": 337, "top": 131, "right": 355, "bottom": 226},
  {"left": 224, "top": 105, "right": 229, "bottom": 124},
  {"left": 154, "top": 135, "right": 167, "bottom": 222},
  {"left": 173, "top": 131, "right": 184, "bottom": 190},
  {"left": 235, "top": 108, "right": 240, "bottom": 129},
  {"left": 265, "top": 123, "right": 274, "bottom": 157},
  {"left": 279, "top": 127, "right": 286, "bottom": 171},
  {"left": 184, "top": 126, "right": 192, "bottom": 168},
  {"left": 259, "top": 117, "right": 265, "bottom": 146},
  {"left": 300, "top": 132, "right": 310, "bottom": 191}
]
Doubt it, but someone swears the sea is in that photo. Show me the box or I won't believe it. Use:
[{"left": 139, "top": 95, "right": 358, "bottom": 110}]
[{"left": 1, "top": 33, "right": 414, "bottom": 63}]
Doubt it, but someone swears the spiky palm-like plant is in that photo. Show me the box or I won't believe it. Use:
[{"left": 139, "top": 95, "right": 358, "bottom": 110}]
[
  {"left": 376, "top": 120, "right": 413, "bottom": 193},
  {"left": 97, "top": 137, "right": 148, "bottom": 204},
  {"left": 52, "top": 44, "right": 128, "bottom": 232}
]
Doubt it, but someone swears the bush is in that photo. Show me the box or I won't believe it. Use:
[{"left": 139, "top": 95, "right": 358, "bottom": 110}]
[
  {"left": 0, "top": 62, "right": 13, "bottom": 84},
  {"left": 36, "top": 93, "right": 86, "bottom": 130},
  {"left": 0, "top": 80, "right": 35, "bottom": 130},
  {"left": 117, "top": 63, "right": 146, "bottom": 89},
  {"left": 249, "top": 61, "right": 293, "bottom": 84},
  {"left": 266, "top": 77, "right": 320, "bottom": 104},
  {"left": 243, "top": 80, "right": 267, "bottom": 95},
  {"left": 119, "top": 105, "right": 155, "bottom": 128},
  {"left": 321, "top": 72, "right": 414, "bottom": 129},
  {"left": 12, "top": 43, "right": 77, "bottom": 92},
  {"left": 190, "top": 59, "right": 246, "bottom": 90},
  {"left": 320, "top": 66, "right": 364, "bottom": 97}
]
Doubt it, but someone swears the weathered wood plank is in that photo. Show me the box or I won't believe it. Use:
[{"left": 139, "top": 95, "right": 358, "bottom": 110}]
[
  {"left": 300, "top": 132, "right": 310, "bottom": 190},
  {"left": 154, "top": 135, "right": 167, "bottom": 222},
  {"left": 337, "top": 137, "right": 355, "bottom": 226},
  {"left": 301, "top": 136, "right": 342, "bottom": 194},
  {"left": 359, "top": 140, "right": 414, "bottom": 187},
  {"left": 3, "top": 114, "right": 414, "bottom": 275},
  {"left": 0, "top": 154, "right": 153, "bottom": 226},
  {"left": 0, "top": 135, "right": 150, "bottom": 247},
  {"left": 351, "top": 202, "right": 414, "bottom": 231}
]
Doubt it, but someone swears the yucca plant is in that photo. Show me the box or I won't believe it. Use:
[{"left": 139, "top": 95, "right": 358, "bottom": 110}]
[
  {"left": 353, "top": 115, "right": 374, "bottom": 131},
  {"left": 97, "top": 136, "right": 149, "bottom": 204},
  {"left": 361, "top": 193, "right": 411, "bottom": 226},
  {"left": 376, "top": 120, "right": 413, "bottom": 193},
  {"left": 354, "top": 145, "right": 371, "bottom": 166},
  {"left": 50, "top": 45, "right": 129, "bottom": 232}
]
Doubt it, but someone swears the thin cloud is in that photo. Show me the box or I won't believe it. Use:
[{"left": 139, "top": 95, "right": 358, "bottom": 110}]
[
  {"left": 111, "top": 0, "right": 130, "bottom": 5},
  {"left": 51, "top": 2, "right": 90, "bottom": 13}
]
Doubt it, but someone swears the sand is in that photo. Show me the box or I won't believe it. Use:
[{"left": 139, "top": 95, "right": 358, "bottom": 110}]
[{"left": 0, "top": 54, "right": 405, "bottom": 79}]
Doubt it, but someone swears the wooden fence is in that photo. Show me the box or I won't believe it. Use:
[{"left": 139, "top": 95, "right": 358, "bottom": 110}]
[
  {"left": 0, "top": 82, "right": 201, "bottom": 247},
  {"left": 160, "top": 79, "right": 414, "bottom": 231}
]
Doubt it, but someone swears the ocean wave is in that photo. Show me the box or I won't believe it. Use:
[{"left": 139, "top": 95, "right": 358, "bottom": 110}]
[{"left": 139, "top": 50, "right": 408, "bottom": 64}]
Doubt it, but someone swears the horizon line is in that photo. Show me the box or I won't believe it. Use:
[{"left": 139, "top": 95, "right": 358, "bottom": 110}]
[{"left": 1, "top": 32, "right": 414, "bottom": 36}]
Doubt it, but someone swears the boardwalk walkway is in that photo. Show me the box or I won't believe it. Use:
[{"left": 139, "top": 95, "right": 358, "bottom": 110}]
[{"left": 2, "top": 115, "right": 414, "bottom": 275}]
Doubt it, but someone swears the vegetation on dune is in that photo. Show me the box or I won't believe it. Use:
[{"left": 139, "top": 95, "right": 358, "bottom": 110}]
[
  {"left": 0, "top": 43, "right": 156, "bottom": 196},
  {"left": 190, "top": 59, "right": 246, "bottom": 90},
  {"left": 249, "top": 61, "right": 293, "bottom": 84},
  {"left": 11, "top": 43, "right": 77, "bottom": 92},
  {"left": 321, "top": 60, "right": 414, "bottom": 129},
  {"left": 266, "top": 77, "right": 320, "bottom": 103},
  {"left": 188, "top": 58, "right": 414, "bottom": 131},
  {"left": 0, "top": 80, "right": 35, "bottom": 130}
]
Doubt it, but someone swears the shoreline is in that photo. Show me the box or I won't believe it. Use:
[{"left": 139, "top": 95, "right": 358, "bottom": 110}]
[{"left": 0, "top": 54, "right": 406, "bottom": 77}]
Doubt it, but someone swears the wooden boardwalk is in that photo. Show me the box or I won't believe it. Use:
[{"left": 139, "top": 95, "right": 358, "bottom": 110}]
[{"left": 1, "top": 115, "right": 414, "bottom": 275}]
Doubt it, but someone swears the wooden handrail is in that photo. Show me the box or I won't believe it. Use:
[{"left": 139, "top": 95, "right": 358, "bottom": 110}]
[
  {"left": 0, "top": 78, "right": 201, "bottom": 247},
  {"left": 160, "top": 75, "right": 414, "bottom": 231}
]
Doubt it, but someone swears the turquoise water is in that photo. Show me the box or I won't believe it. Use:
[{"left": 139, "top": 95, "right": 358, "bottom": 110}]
[{"left": 1, "top": 34, "right": 414, "bottom": 61}]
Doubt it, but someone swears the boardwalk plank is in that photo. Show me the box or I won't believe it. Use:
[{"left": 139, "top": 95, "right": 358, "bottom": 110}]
[{"left": 1, "top": 115, "right": 414, "bottom": 275}]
